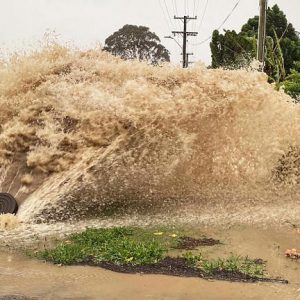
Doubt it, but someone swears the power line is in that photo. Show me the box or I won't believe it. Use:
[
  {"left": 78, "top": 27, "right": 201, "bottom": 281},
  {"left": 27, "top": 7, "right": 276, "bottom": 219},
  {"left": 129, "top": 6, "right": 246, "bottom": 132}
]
[
  {"left": 159, "top": 0, "right": 172, "bottom": 31},
  {"left": 160, "top": 0, "right": 182, "bottom": 57},
  {"left": 172, "top": 0, "right": 181, "bottom": 28},
  {"left": 191, "top": 0, "right": 207, "bottom": 50},
  {"left": 193, "top": 0, "right": 209, "bottom": 47},
  {"left": 195, "top": 0, "right": 202, "bottom": 17},
  {"left": 192, "top": 0, "right": 243, "bottom": 46},
  {"left": 163, "top": 0, "right": 175, "bottom": 27},
  {"left": 191, "top": 0, "right": 199, "bottom": 29},
  {"left": 190, "top": 0, "right": 197, "bottom": 33},
  {"left": 172, "top": 0, "right": 179, "bottom": 17},
  {"left": 192, "top": 0, "right": 197, "bottom": 17},
  {"left": 159, "top": 0, "right": 180, "bottom": 43},
  {"left": 190, "top": 0, "right": 200, "bottom": 60},
  {"left": 191, "top": 0, "right": 202, "bottom": 37},
  {"left": 214, "top": 0, "right": 242, "bottom": 31},
  {"left": 198, "top": 0, "right": 209, "bottom": 35}
]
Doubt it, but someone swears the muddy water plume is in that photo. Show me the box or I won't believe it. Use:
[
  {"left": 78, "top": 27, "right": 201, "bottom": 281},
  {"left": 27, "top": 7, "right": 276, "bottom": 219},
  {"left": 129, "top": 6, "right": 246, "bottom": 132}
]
[{"left": 0, "top": 44, "right": 300, "bottom": 224}]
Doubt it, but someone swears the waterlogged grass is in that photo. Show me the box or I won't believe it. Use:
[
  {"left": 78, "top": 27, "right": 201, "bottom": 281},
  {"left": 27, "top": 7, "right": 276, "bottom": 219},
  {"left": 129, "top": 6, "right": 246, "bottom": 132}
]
[
  {"left": 38, "top": 227, "right": 167, "bottom": 266},
  {"left": 183, "top": 252, "right": 266, "bottom": 279},
  {"left": 36, "top": 227, "right": 271, "bottom": 282}
]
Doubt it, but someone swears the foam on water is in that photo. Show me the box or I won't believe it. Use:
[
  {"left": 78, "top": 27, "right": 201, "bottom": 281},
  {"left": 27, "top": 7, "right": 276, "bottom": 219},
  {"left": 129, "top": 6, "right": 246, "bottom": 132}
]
[{"left": 0, "top": 214, "right": 20, "bottom": 230}]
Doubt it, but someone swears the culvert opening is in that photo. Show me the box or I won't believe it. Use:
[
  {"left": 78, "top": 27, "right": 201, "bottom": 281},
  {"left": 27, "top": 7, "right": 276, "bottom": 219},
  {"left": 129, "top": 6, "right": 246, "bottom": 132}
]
[{"left": 0, "top": 193, "right": 18, "bottom": 214}]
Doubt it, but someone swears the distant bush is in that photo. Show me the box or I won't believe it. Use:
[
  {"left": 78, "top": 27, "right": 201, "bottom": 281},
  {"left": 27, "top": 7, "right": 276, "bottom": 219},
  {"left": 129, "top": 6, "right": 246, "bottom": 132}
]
[{"left": 283, "top": 69, "right": 300, "bottom": 102}]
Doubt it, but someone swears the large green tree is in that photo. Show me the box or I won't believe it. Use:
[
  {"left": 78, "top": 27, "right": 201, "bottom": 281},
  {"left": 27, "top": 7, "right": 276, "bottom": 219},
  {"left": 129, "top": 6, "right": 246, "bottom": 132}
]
[
  {"left": 104, "top": 25, "right": 170, "bottom": 65},
  {"left": 210, "top": 29, "right": 256, "bottom": 69},
  {"left": 241, "top": 5, "right": 298, "bottom": 41},
  {"left": 210, "top": 5, "right": 300, "bottom": 82}
]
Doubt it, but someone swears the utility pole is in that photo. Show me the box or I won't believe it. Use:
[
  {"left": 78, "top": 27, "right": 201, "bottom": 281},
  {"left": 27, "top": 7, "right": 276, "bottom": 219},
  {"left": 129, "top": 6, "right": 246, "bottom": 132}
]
[
  {"left": 257, "top": 0, "right": 268, "bottom": 70},
  {"left": 172, "top": 16, "right": 198, "bottom": 68},
  {"left": 184, "top": 53, "right": 194, "bottom": 66}
]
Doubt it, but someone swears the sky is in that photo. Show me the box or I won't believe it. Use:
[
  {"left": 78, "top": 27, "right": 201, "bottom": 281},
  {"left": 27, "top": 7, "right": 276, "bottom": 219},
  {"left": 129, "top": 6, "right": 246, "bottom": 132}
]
[{"left": 0, "top": 0, "right": 299, "bottom": 65}]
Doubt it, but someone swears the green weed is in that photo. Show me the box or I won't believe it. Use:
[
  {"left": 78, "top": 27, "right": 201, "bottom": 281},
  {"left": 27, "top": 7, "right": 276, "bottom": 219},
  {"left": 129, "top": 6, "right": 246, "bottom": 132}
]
[
  {"left": 36, "top": 227, "right": 266, "bottom": 280},
  {"left": 182, "top": 253, "right": 266, "bottom": 279},
  {"left": 37, "top": 227, "right": 166, "bottom": 266}
]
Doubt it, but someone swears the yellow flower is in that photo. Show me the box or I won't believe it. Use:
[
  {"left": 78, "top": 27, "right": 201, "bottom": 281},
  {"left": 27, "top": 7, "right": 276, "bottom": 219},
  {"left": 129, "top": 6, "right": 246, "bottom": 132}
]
[
  {"left": 126, "top": 257, "right": 134, "bottom": 262},
  {"left": 153, "top": 232, "right": 164, "bottom": 236},
  {"left": 169, "top": 234, "right": 177, "bottom": 238}
]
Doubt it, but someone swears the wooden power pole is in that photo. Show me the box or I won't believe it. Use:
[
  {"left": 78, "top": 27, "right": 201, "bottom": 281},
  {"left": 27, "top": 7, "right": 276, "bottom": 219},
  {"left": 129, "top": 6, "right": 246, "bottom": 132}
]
[
  {"left": 172, "top": 16, "right": 198, "bottom": 68},
  {"left": 257, "top": 0, "right": 268, "bottom": 69}
]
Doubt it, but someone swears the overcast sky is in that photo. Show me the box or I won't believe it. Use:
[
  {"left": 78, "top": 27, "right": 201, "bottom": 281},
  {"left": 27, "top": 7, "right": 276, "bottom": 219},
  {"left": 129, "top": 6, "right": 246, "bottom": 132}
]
[{"left": 0, "top": 0, "right": 299, "bottom": 65}]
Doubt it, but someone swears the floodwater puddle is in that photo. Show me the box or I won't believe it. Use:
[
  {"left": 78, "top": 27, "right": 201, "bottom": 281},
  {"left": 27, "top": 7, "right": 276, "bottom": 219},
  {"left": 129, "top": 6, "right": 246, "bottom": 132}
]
[{"left": 0, "top": 225, "right": 300, "bottom": 300}]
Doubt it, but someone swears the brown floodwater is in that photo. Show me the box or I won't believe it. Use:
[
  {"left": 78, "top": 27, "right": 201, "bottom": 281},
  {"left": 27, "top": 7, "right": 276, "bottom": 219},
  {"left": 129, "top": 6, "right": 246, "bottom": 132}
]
[
  {"left": 0, "top": 225, "right": 299, "bottom": 300},
  {"left": 2, "top": 45, "right": 300, "bottom": 225},
  {"left": 1, "top": 39, "right": 300, "bottom": 300}
]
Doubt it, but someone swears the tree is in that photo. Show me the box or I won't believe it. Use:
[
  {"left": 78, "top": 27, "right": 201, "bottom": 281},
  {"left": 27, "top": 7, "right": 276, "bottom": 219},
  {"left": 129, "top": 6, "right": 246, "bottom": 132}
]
[
  {"left": 241, "top": 4, "right": 300, "bottom": 75},
  {"left": 210, "top": 5, "right": 300, "bottom": 81},
  {"left": 210, "top": 30, "right": 256, "bottom": 69},
  {"left": 103, "top": 25, "right": 170, "bottom": 65},
  {"left": 283, "top": 62, "right": 300, "bottom": 102},
  {"left": 241, "top": 5, "right": 298, "bottom": 42}
]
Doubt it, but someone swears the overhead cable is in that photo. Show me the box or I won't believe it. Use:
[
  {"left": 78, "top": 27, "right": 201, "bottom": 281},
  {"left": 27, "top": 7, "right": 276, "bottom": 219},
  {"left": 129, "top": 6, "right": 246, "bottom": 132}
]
[{"left": 193, "top": 0, "right": 243, "bottom": 46}]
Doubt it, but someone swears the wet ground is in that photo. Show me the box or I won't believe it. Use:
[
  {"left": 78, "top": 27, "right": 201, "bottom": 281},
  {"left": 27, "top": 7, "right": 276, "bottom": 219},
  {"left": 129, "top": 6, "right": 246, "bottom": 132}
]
[{"left": 0, "top": 225, "right": 300, "bottom": 300}]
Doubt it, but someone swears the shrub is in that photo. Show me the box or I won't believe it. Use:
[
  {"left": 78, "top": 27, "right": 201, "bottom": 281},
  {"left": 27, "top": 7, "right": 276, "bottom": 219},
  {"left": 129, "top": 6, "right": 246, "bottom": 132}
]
[{"left": 283, "top": 69, "right": 300, "bottom": 102}]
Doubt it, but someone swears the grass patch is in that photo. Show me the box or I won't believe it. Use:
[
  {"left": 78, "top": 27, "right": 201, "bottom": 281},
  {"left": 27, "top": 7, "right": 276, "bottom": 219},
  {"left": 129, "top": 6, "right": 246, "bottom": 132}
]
[
  {"left": 34, "top": 227, "right": 286, "bottom": 283},
  {"left": 38, "top": 227, "right": 167, "bottom": 266},
  {"left": 183, "top": 252, "right": 266, "bottom": 279}
]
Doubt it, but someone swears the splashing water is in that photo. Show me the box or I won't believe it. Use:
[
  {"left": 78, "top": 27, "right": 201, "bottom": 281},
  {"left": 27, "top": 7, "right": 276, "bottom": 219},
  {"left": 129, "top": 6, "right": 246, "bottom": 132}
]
[
  {"left": 0, "top": 43, "right": 300, "bottom": 225},
  {"left": 0, "top": 214, "right": 20, "bottom": 230}
]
